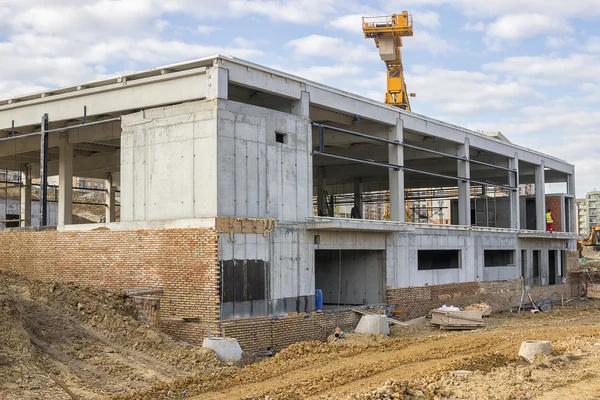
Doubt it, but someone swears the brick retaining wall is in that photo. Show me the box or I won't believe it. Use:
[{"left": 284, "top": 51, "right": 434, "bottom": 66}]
[{"left": 0, "top": 227, "right": 221, "bottom": 342}]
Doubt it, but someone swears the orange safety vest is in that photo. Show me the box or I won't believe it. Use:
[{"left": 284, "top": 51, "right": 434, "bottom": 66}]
[{"left": 545, "top": 212, "right": 553, "bottom": 223}]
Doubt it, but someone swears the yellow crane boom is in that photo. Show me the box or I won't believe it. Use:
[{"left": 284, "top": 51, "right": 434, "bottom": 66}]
[{"left": 362, "top": 12, "right": 415, "bottom": 111}]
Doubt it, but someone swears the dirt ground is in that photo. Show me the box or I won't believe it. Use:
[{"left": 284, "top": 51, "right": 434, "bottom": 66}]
[
  {"left": 114, "top": 300, "right": 600, "bottom": 400},
  {"left": 2, "top": 271, "right": 600, "bottom": 400},
  {"left": 0, "top": 271, "right": 224, "bottom": 399}
]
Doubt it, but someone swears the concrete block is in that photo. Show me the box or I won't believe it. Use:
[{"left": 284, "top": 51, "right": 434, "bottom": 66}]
[
  {"left": 518, "top": 340, "right": 551, "bottom": 363},
  {"left": 354, "top": 314, "right": 390, "bottom": 335},
  {"left": 202, "top": 337, "right": 243, "bottom": 362},
  {"left": 0, "top": 353, "right": 8, "bottom": 365}
]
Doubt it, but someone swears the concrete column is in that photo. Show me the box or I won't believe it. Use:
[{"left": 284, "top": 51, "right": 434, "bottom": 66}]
[
  {"left": 20, "top": 164, "right": 31, "bottom": 227},
  {"left": 388, "top": 118, "right": 405, "bottom": 222},
  {"left": 58, "top": 134, "right": 73, "bottom": 225},
  {"left": 206, "top": 66, "right": 229, "bottom": 100},
  {"left": 292, "top": 90, "right": 310, "bottom": 118},
  {"left": 353, "top": 178, "right": 362, "bottom": 218},
  {"left": 105, "top": 174, "right": 116, "bottom": 223},
  {"left": 567, "top": 173, "right": 577, "bottom": 233},
  {"left": 457, "top": 138, "right": 471, "bottom": 226},
  {"left": 535, "top": 161, "right": 546, "bottom": 231},
  {"left": 317, "top": 167, "right": 326, "bottom": 216},
  {"left": 509, "top": 154, "right": 520, "bottom": 230}
]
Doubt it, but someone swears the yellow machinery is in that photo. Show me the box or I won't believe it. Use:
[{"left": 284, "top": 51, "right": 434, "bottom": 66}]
[
  {"left": 578, "top": 225, "right": 600, "bottom": 257},
  {"left": 362, "top": 12, "right": 415, "bottom": 110}
]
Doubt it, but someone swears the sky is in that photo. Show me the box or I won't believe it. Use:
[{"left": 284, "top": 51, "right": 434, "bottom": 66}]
[{"left": 1, "top": 0, "right": 599, "bottom": 196}]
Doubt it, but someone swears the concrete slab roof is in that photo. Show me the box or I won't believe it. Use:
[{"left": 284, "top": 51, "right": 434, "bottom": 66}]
[{"left": 0, "top": 55, "right": 574, "bottom": 174}]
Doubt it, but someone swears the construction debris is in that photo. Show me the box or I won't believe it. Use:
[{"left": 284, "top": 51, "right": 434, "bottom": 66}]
[
  {"left": 430, "top": 309, "right": 484, "bottom": 330},
  {"left": 463, "top": 303, "right": 493, "bottom": 317},
  {"left": 518, "top": 340, "right": 552, "bottom": 363}
]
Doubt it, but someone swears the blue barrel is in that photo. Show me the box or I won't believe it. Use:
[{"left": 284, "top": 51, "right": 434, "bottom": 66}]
[{"left": 315, "top": 289, "right": 323, "bottom": 311}]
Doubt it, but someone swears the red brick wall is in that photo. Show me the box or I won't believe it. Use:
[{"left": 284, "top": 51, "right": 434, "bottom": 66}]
[
  {"left": 0, "top": 228, "right": 220, "bottom": 341},
  {"left": 387, "top": 253, "right": 578, "bottom": 320},
  {"left": 546, "top": 195, "right": 563, "bottom": 232},
  {"left": 222, "top": 310, "right": 363, "bottom": 353}
]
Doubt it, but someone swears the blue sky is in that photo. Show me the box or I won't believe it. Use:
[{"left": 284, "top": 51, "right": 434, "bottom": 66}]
[{"left": 1, "top": 0, "right": 599, "bottom": 196}]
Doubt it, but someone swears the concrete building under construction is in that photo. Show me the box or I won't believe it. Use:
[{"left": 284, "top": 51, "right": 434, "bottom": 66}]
[{"left": 0, "top": 56, "right": 580, "bottom": 352}]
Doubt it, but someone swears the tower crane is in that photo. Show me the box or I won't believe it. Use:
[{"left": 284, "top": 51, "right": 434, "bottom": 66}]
[{"left": 362, "top": 12, "right": 415, "bottom": 111}]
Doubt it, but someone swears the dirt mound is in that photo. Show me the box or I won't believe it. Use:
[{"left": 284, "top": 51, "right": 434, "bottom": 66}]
[
  {"left": 0, "top": 271, "right": 223, "bottom": 399},
  {"left": 348, "top": 379, "right": 448, "bottom": 399}
]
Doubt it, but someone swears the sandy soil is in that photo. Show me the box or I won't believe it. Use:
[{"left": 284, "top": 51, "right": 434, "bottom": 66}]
[
  {"left": 114, "top": 300, "right": 600, "bottom": 400},
  {"left": 0, "top": 271, "right": 223, "bottom": 399},
  {"left": 2, "top": 270, "right": 600, "bottom": 400}
]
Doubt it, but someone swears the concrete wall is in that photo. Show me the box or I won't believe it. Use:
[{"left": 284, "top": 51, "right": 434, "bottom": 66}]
[
  {"left": 218, "top": 225, "right": 314, "bottom": 318},
  {"left": 315, "top": 249, "right": 385, "bottom": 305},
  {"left": 120, "top": 100, "right": 218, "bottom": 222},
  {"left": 216, "top": 100, "right": 311, "bottom": 223}
]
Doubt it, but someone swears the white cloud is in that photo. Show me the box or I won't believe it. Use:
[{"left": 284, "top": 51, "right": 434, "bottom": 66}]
[
  {"left": 406, "top": 65, "right": 542, "bottom": 115},
  {"left": 545, "top": 36, "right": 575, "bottom": 49},
  {"left": 588, "top": 36, "right": 600, "bottom": 53},
  {"left": 286, "top": 35, "right": 377, "bottom": 62},
  {"left": 462, "top": 21, "right": 485, "bottom": 32},
  {"left": 483, "top": 53, "right": 600, "bottom": 84},
  {"left": 327, "top": 14, "right": 365, "bottom": 34},
  {"left": 403, "top": 31, "right": 455, "bottom": 55},
  {"left": 485, "top": 13, "right": 573, "bottom": 40},
  {"left": 197, "top": 25, "right": 218, "bottom": 34},
  {"left": 228, "top": 0, "right": 338, "bottom": 24},
  {"left": 413, "top": 10, "right": 441, "bottom": 30}
]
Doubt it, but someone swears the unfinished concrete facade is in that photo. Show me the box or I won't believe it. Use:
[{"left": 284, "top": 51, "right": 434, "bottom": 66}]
[{"left": 0, "top": 56, "right": 579, "bottom": 348}]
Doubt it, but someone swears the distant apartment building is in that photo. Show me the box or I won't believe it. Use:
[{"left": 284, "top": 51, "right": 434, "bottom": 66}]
[
  {"left": 587, "top": 191, "right": 600, "bottom": 233},
  {"left": 577, "top": 198, "right": 588, "bottom": 236}
]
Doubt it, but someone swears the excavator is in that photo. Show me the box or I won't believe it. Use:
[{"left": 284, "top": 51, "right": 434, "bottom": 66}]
[
  {"left": 362, "top": 12, "right": 415, "bottom": 110},
  {"left": 578, "top": 225, "right": 600, "bottom": 258}
]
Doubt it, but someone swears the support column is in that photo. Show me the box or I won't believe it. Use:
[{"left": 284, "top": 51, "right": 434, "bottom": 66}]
[
  {"left": 353, "top": 178, "right": 362, "bottom": 218},
  {"left": 317, "top": 167, "right": 326, "bottom": 216},
  {"left": 457, "top": 138, "right": 471, "bottom": 226},
  {"left": 292, "top": 90, "right": 310, "bottom": 118},
  {"left": 388, "top": 118, "right": 405, "bottom": 222},
  {"left": 105, "top": 174, "right": 116, "bottom": 223},
  {"left": 535, "top": 161, "right": 546, "bottom": 231},
  {"left": 58, "top": 133, "right": 73, "bottom": 226},
  {"left": 206, "top": 65, "right": 229, "bottom": 100},
  {"left": 509, "top": 153, "right": 520, "bottom": 230},
  {"left": 567, "top": 173, "right": 576, "bottom": 233},
  {"left": 20, "top": 164, "right": 31, "bottom": 227}
]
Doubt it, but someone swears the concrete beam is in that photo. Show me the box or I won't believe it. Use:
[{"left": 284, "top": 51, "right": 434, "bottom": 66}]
[
  {"left": 402, "top": 113, "right": 574, "bottom": 175},
  {"left": 0, "top": 70, "right": 207, "bottom": 130},
  {"left": 206, "top": 66, "right": 229, "bottom": 100},
  {"left": 0, "top": 120, "right": 121, "bottom": 158}
]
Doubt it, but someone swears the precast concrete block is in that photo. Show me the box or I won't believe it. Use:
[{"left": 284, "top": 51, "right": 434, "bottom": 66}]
[
  {"left": 202, "top": 337, "right": 243, "bottom": 362},
  {"left": 518, "top": 340, "right": 551, "bottom": 363},
  {"left": 354, "top": 314, "right": 390, "bottom": 335}
]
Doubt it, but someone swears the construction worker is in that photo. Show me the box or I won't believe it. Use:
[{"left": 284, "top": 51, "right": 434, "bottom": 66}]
[{"left": 546, "top": 208, "right": 554, "bottom": 233}]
